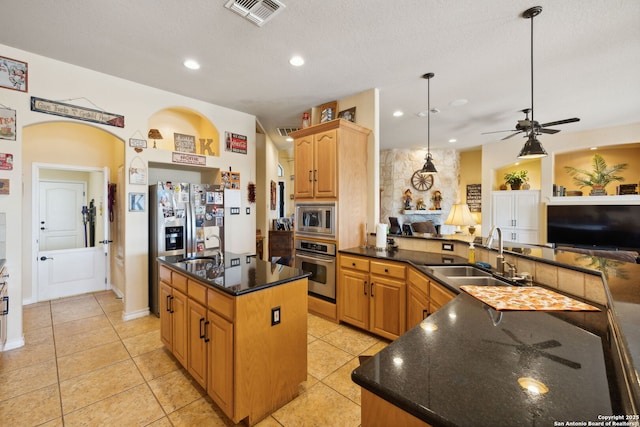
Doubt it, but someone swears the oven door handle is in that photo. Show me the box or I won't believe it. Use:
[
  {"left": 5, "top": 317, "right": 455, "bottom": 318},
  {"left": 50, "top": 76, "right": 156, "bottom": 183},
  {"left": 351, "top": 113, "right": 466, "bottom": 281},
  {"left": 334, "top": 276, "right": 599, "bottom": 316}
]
[{"left": 295, "top": 251, "right": 336, "bottom": 263}]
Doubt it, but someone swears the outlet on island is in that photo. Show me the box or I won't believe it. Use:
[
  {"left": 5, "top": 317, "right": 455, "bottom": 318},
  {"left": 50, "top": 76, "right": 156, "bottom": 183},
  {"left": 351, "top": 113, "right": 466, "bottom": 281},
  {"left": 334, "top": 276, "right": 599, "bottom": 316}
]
[{"left": 271, "top": 306, "right": 281, "bottom": 326}]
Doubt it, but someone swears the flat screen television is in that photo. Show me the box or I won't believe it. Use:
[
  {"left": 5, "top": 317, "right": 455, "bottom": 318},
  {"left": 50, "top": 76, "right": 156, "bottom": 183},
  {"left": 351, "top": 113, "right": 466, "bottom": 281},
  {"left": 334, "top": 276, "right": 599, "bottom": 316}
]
[{"left": 547, "top": 204, "right": 640, "bottom": 251}]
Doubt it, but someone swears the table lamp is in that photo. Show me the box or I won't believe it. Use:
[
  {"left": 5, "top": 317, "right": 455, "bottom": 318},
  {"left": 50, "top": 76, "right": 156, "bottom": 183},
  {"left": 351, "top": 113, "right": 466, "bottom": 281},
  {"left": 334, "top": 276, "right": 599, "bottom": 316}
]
[{"left": 445, "top": 203, "right": 476, "bottom": 234}]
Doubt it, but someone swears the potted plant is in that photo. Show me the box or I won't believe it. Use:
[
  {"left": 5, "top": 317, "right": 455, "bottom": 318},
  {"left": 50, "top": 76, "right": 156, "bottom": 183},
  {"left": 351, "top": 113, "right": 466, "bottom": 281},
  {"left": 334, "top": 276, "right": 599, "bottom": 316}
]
[
  {"left": 504, "top": 170, "right": 529, "bottom": 190},
  {"left": 564, "top": 153, "right": 628, "bottom": 195}
]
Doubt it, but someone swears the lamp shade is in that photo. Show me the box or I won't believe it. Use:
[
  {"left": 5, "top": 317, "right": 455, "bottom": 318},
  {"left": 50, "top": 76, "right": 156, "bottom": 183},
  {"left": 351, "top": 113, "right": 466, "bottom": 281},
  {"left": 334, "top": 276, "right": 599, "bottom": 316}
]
[
  {"left": 445, "top": 203, "right": 476, "bottom": 231},
  {"left": 148, "top": 129, "right": 163, "bottom": 140},
  {"left": 518, "top": 134, "right": 547, "bottom": 159}
]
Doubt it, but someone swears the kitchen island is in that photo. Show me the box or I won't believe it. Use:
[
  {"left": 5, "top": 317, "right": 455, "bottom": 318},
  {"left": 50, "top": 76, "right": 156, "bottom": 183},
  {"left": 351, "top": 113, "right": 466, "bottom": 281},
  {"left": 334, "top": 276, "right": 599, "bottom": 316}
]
[
  {"left": 157, "top": 254, "right": 310, "bottom": 426},
  {"left": 346, "top": 244, "right": 640, "bottom": 426}
]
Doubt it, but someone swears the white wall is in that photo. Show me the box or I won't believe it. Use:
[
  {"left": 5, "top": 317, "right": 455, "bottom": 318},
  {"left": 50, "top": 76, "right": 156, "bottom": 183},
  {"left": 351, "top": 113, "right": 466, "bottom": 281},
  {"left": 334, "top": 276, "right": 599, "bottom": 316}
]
[{"left": 0, "top": 43, "right": 256, "bottom": 348}]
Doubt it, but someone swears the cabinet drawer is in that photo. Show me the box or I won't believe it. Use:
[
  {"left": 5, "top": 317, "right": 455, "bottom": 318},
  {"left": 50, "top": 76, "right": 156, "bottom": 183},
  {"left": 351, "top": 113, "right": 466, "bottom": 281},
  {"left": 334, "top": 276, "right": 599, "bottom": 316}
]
[
  {"left": 430, "top": 282, "right": 456, "bottom": 308},
  {"left": 407, "top": 268, "right": 429, "bottom": 297},
  {"left": 172, "top": 271, "right": 188, "bottom": 293},
  {"left": 159, "top": 265, "right": 172, "bottom": 283},
  {"left": 370, "top": 261, "right": 405, "bottom": 279},
  {"left": 340, "top": 255, "right": 369, "bottom": 272},
  {"left": 188, "top": 280, "right": 207, "bottom": 305},
  {"left": 207, "top": 288, "right": 234, "bottom": 320}
]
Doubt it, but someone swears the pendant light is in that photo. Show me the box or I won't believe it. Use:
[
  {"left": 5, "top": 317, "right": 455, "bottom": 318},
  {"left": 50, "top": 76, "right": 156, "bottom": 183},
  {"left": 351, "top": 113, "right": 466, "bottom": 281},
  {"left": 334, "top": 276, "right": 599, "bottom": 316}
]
[
  {"left": 421, "top": 72, "right": 437, "bottom": 173},
  {"left": 518, "top": 6, "right": 547, "bottom": 159}
]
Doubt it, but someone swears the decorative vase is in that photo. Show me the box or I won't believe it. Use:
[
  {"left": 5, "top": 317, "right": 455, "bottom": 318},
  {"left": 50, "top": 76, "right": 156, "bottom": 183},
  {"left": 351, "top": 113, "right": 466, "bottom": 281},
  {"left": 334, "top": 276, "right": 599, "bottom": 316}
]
[
  {"left": 510, "top": 183, "right": 522, "bottom": 190},
  {"left": 522, "top": 183, "right": 530, "bottom": 190},
  {"left": 500, "top": 184, "right": 507, "bottom": 191}
]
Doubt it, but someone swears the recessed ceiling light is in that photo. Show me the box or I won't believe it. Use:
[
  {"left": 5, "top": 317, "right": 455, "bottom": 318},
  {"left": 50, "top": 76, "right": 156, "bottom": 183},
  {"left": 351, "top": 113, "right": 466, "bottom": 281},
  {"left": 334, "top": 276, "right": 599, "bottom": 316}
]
[
  {"left": 590, "top": 147, "right": 598, "bottom": 150},
  {"left": 448, "top": 138, "right": 457, "bottom": 143},
  {"left": 450, "top": 98, "right": 468, "bottom": 107},
  {"left": 289, "top": 55, "right": 304, "bottom": 66},
  {"left": 183, "top": 59, "right": 200, "bottom": 70},
  {"left": 393, "top": 110, "right": 404, "bottom": 117},
  {"left": 286, "top": 136, "right": 293, "bottom": 142}
]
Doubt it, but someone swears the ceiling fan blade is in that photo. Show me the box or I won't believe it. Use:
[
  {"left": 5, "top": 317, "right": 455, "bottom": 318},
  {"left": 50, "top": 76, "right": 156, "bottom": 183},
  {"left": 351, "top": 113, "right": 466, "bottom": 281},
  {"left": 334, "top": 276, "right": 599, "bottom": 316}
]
[
  {"left": 481, "top": 129, "right": 517, "bottom": 135},
  {"left": 540, "top": 117, "right": 580, "bottom": 127},
  {"left": 501, "top": 131, "right": 523, "bottom": 140},
  {"left": 539, "top": 128, "right": 560, "bottom": 134}
]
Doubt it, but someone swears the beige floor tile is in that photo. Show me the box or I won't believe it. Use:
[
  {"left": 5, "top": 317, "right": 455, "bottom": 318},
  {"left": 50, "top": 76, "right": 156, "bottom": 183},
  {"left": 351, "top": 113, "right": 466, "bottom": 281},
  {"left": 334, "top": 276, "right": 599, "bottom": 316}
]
[
  {"left": 322, "top": 357, "right": 362, "bottom": 404},
  {"left": 0, "top": 359, "right": 58, "bottom": 401},
  {"left": 307, "top": 339, "right": 353, "bottom": 380},
  {"left": 54, "top": 325, "right": 120, "bottom": 358},
  {"left": 133, "top": 347, "right": 182, "bottom": 381},
  {"left": 53, "top": 313, "right": 112, "bottom": 338},
  {"left": 38, "top": 418, "right": 64, "bottom": 427},
  {"left": 307, "top": 313, "right": 340, "bottom": 338},
  {"left": 148, "top": 369, "right": 206, "bottom": 414},
  {"left": 23, "top": 302, "right": 52, "bottom": 331},
  {"left": 0, "top": 326, "right": 55, "bottom": 373},
  {"left": 0, "top": 383, "right": 61, "bottom": 426},
  {"left": 359, "top": 340, "right": 389, "bottom": 357},
  {"left": 106, "top": 308, "right": 125, "bottom": 325},
  {"left": 51, "top": 295, "right": 104, "bottom": 324},
  {"left": 59, "top": 359, "right": 144, "bottom": 414},
  {"left": 321, "top": 325, "right": 380, "bottom": 355},
  {"left": 62, "top": 383, "right": 165, "bottom": 427},
  {"left": 114, "top": 315, "right": 161, "bottom": 339},
  {"left": 298, "top": 373, "right": 320, "bottom": 394},
  {"left": 57, "top": 340, "right": 130, "bottom": 381},
  {"left": 95, "top": 292, "right": 124, "bottom": 313},
  {"left": 122, "top": 328, "right": 164, "bottom": 357},
  {"left": 255, "top": 415, "right": 284, "bottom": 427},
  {"left": 146, "top": 416, "right": 175, "bottom": 427},
  {"left": 167, "top": 397, "right": 229, "bottom": 427},
  {"left": 271, "top": 382, "right": 360, "bottom": 427}
]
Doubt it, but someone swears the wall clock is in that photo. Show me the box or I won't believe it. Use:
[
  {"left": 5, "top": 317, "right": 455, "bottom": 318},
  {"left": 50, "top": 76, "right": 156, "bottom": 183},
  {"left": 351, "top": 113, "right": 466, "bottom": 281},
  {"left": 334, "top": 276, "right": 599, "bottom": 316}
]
[{"left": 411, "top": 171, "right": 434, "bottom": 191}]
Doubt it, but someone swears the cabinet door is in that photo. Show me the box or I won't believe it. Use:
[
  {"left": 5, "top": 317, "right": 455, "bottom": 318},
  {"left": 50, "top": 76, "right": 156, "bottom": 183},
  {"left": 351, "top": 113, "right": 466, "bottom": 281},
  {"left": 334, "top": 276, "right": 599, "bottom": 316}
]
[
  {"left": 429, "top": 282, "right": 455, "bottom": 313},
  {"left": 407, "top": 285, "right": 430, "bottom": 329},
  {"left": 207, "top": 310, "right": 234, "bottom": 418},
  {"left": 293, "top": 136, "right": 314, "bottom": 198},
  {"left": 160, "top": 281, "right": 173, "bottom": 350},
  {"left": 313, "top": 129, "right": 337, "bottom": 198},
  {"left": 370, "top": 276, "right": 406, "bottom": 340},
  {"left": 492, "top": 192, "right": 515, "bottom": 228},
  {"left": 187, "top": 299, "right": 208, "bottom": 388},
  {"left": 172, "top": 289, "right": 188, "bottom": 368},
  {"left": 338, "top": 268, "right": 369, "bottom": 330},
  {"left": 513, "top": 191, "right": 540, "bottom": 230}
]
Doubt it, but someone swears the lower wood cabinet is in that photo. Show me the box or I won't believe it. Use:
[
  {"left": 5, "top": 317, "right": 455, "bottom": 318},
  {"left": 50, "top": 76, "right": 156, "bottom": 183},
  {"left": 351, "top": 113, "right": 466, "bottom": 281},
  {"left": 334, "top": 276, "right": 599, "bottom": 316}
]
[
  {"left": 406, "top": 266, "right": 456, "bottom": 329},
  {"left": 338, "top": 255, "right": 406, "bottom": 340},
  {"left": 207, "top": 309, "right": 234, "bottom": 416},
  {"left": 160, "top": 280, "right": 188, "bottom": 367}
]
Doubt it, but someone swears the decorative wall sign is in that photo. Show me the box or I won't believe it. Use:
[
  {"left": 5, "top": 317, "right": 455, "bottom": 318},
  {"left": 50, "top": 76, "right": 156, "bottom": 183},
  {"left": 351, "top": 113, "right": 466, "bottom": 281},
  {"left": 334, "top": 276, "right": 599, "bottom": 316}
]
[
  {"left": 0, "top": 179, "right": 9, "bottom": 195},
  {"left": 466, "top": 184, "right": 482, "bottom": 212},
  {"left": 0, "top": 56, "right": 28, "bottom": 92},
  {"left": 0, "top": 153, "right": 13, "bottom": 170},
  {"left": 129, "top": 138, "right": 147, "bottom": 150},
  {"left": 174, "top": 133, "right": 196, "bottom": 153},
  {"left": 172, "top": 152, "right": 206, "bottom": 166},
  {"left": 225, "top": 132, "right": 247, "bottom": 154},
  {"left": 0, "top": 108, "right": 16, "bottom": 140},
  {"left": 30, "top": 97, "right": 125, "bottom": 128},
  {"left": 221, "top": 171, "right": 240, "bottom": 189},
  {"left": 129, "top": 156, "right": 147, "bottom": 185},
  {"left": 129, "top": 193, "right": 145, "bottom": 212}
]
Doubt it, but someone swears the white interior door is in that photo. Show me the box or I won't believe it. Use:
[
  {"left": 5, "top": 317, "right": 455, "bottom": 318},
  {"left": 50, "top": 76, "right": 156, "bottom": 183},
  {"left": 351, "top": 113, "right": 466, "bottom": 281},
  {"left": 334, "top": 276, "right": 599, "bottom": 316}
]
[{"left": 37, "top": 171, "right": 109, "bottom": 301}]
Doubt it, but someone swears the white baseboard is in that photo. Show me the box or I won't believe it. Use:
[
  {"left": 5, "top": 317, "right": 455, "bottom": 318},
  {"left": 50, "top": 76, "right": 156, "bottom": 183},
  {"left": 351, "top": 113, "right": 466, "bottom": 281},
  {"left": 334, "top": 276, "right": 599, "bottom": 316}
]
[
  {"left": 122, "top": 308, "right": 150, "bottom": 321},
  {"left": 1, "top": 335, "right": 25, "bottom": 351},
  {"left": 109, "top": 285, "right": 124, "bottom": 300}
]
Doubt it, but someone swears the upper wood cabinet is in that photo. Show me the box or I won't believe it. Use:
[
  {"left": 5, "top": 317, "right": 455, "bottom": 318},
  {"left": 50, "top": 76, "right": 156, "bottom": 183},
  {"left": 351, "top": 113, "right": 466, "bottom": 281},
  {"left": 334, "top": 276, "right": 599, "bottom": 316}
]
[{"left": 291, "top": 119, "right": 370, "bottom": 201}]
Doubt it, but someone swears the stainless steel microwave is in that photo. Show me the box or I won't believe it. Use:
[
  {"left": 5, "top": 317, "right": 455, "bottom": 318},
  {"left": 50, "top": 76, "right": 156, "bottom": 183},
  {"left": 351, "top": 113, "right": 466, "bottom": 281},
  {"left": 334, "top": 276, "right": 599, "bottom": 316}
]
[{"left": 295, "top": 202, "right": 336, "bottom": 239}]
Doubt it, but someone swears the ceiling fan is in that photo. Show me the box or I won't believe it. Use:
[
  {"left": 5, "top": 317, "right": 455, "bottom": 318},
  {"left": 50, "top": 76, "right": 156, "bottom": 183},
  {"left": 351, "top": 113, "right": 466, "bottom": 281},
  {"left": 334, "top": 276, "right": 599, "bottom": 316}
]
[{"left": 483, "top": 6, "right": 580, "bottom": 152}]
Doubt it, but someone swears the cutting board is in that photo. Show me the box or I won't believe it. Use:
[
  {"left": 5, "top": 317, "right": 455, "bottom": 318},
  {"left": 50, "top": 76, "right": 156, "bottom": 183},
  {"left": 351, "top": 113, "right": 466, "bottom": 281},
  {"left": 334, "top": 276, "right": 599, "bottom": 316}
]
[{"left": 460, "top": 285, "right": 600, "bottom": 311}]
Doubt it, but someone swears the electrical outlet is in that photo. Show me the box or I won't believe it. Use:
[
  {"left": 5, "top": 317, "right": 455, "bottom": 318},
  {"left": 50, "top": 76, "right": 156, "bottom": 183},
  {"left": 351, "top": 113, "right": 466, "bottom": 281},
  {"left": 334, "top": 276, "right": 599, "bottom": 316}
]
[
  {"left": 271, "top": 306, "right": 281, "bottom": 326},
  {"left": 246, "top": 207, "right": 250, "bottom": 214},
  {"left": 442, "top": 243, "right": 454, "bottom": 252}
]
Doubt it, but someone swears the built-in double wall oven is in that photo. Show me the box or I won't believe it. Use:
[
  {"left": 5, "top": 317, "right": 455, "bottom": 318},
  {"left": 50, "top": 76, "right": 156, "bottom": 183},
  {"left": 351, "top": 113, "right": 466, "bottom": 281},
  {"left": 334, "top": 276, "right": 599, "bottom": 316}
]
[{"left": 294, "top": 202, "right": 337, "bottom": 302}]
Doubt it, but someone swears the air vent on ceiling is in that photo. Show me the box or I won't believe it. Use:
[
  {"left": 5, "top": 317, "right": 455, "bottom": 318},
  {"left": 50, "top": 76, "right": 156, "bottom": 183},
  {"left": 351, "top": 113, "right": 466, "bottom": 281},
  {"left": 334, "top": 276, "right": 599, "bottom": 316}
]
[
  {"left": 276, "top": 127, "right": 300, "bottom": 137},
  {"left": 225, "top": 0, "right": 286, "bottom": 27}
]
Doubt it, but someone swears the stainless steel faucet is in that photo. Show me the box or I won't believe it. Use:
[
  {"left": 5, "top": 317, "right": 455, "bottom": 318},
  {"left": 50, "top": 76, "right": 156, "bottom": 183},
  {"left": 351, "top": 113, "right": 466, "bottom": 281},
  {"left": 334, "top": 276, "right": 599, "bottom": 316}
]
[{"left": 487, "top": 227, "right": 505, "bottom": 275}]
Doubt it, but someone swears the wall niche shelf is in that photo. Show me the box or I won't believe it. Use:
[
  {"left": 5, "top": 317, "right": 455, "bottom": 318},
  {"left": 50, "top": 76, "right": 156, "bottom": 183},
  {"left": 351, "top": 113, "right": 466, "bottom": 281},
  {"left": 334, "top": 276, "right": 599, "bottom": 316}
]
[{"left": 547, "top": 195, "right": 640, "bottom": 205}]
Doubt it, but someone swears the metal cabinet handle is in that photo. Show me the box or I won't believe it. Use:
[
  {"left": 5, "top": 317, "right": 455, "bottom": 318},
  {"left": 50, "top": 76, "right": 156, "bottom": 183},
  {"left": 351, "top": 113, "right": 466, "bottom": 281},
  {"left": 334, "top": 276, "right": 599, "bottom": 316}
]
[
  {"left": 1, "top": 296, "right": 8, "bottom": 316},
  {"left": 166, "top": 295, "right": 172, "bottom": 312},
  {"left": 204, "top": 320, "right": 210, "bottom": 343},
  {"left": 363, "top": 280, "right": 367, "bottom": 295},
  {"left": 313, "top": 170, "right": 318, "bottom": 182},
  {"left": 169, "top": 295, "right": 174, "bottom": 313},
  {"left": 308, "top": 170, "right": 313, "bottom": 182},
  {"left": 370, "top": 282, "right": 374, "bottom": 297},
  {"left": 199, "top": 317, "right": 206, "bottom": 339},
  {"left": 422, "top": 309, "right": 429, "bottom": 320},
  {"left": 384, "top": 268, "right": 389, "bottom": 273}
]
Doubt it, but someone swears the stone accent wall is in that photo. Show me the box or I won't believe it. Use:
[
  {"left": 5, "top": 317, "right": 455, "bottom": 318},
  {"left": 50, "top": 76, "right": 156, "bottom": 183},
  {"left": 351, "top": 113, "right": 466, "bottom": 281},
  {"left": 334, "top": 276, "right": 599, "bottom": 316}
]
[{"left": 379, "top": 148, "right": 460, "bottom": 234}]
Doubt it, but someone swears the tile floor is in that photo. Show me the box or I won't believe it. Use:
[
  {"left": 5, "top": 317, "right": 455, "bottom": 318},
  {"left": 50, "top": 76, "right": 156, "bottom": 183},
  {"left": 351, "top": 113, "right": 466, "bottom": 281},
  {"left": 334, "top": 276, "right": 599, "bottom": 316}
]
[{"left": 0, "top": 290, "right": 389, "bottom": 426}]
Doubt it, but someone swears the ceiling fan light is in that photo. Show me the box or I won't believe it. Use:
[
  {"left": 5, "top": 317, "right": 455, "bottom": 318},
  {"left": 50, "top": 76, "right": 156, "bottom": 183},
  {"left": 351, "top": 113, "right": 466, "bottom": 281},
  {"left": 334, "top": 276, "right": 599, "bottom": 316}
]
[
  {"left": 421, "top": 153, "right": 438, "bottom": 173},
  {"left": 518, "top": 134, "right": 548, "bottom": 159}
]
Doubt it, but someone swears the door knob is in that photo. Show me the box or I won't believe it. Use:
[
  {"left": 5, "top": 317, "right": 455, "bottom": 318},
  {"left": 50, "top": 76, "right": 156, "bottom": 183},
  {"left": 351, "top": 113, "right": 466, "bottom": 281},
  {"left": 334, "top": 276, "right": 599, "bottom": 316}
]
[{"left": 40, "top": 256, "right": 53, "bottom": 261}]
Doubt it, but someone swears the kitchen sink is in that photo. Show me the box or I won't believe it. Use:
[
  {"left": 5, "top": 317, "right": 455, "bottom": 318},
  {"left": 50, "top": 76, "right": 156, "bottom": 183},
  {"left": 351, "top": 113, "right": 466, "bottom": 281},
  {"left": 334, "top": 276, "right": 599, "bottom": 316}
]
[
  {"left": 180, "top": 255, "right": 222, "bottom": 266},
  {"left": 447, "top": 276, "right": 511, "bottom": 287},
  {"left": 427, "top": 265, "right": 492, "bottom": 277}
]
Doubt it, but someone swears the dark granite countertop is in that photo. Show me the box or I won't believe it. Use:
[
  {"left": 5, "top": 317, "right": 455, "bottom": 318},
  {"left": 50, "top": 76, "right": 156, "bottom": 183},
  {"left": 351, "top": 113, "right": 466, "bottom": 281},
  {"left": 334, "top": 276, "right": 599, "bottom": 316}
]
[
  {"left": 345, "top": 244, "right": 640, "bottom": 425},
  {"left": 158, "top": 253, "right": 310, "bottom": 296}
]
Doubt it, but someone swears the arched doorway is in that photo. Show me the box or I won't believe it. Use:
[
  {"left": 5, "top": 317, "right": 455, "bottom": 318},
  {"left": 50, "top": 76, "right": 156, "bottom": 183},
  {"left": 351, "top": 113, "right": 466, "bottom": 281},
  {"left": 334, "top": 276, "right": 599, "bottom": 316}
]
[{"left": 22, "top": 122, "right": 124, "bottom": 302}]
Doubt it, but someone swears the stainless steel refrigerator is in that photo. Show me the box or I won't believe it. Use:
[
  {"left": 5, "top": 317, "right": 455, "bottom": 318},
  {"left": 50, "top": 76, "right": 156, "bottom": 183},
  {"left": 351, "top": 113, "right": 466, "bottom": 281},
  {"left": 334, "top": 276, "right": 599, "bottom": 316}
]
[{"left": 149, "top": 181, "right": 224, "bottom": 316}]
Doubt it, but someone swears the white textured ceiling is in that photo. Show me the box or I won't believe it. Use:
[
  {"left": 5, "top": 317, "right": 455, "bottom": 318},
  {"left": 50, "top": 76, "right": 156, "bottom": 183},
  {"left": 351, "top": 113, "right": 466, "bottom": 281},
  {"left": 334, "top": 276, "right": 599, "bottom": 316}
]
[{"left": 1, "top": 0, "right": 639, "bottom": 152}]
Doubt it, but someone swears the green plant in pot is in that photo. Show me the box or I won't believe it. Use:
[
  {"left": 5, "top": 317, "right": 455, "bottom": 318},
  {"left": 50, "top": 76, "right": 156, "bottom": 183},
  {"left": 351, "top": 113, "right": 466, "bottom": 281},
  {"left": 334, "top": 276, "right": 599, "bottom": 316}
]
[
  {"left": 564, "top": 153, "right": 628, "bottom": 195},
  {"left": 504, "top": 170, "right": 529, "bottom": 190}
]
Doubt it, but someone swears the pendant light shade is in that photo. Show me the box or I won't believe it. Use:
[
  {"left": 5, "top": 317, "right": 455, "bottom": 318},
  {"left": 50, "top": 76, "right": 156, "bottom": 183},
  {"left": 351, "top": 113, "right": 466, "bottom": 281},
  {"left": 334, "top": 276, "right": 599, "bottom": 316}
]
[
  {"left": 518, "top": 133, "right": 547, "bottom": 159},
  {"left": 422, "top": 72, "right": 437, "bottom": 173}
]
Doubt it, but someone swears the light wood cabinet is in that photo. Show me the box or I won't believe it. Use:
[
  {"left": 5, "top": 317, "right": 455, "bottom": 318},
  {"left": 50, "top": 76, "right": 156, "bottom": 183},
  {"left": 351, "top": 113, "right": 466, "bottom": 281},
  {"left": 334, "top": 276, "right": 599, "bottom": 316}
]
[
  {"left": 160, "top": 266, "right": 188, "bottom": 368},
  {"left": 406, "top": 266, "right": 456, "bottom": 329},
  {"left": 293, "top": 128, "right": 338, "bottom": 199},
  {"left": 338, "top": 254, "right": 406, "bottom": 340},
  {"left": 207, "top": 309, "right": 234, "bottom": 416},
  {"left": 491, "top": 190, "right": 540, "bottom": 244},
  {"left": 187, "top": 298, "right": 208, "bottom": 388}
]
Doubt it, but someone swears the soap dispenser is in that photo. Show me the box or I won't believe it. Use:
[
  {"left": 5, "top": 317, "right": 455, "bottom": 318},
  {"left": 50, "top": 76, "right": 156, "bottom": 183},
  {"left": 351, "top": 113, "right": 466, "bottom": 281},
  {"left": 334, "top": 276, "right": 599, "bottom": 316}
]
[{"left": 468, "top": 242, "right": 476, "bottom": 264}]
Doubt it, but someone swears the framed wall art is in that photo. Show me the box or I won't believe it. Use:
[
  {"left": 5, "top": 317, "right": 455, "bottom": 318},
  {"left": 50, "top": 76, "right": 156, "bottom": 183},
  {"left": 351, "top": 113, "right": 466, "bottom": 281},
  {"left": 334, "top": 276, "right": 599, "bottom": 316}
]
[
  {"left": 0, "top": 56, "right": 28, "bottom": 92},
  {"left": 129, "top": 192, "right": 145, "bottom": 212},
  {"left": 318, "top": 101, "right": 337, "bottom": 123},
  {"left": 0, "top": 107, "right": 16, "bottom": 140},
  {"left": 338, "top": 107, "right": 356, "bottom": 123}
]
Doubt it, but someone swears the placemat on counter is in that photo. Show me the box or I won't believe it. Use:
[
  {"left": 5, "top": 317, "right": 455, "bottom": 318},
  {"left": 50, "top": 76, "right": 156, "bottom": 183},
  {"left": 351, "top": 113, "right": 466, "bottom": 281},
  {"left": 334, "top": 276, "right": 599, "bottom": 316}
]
[{"left": 460, "top": 285, "right": 600, "bottom": 311}]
